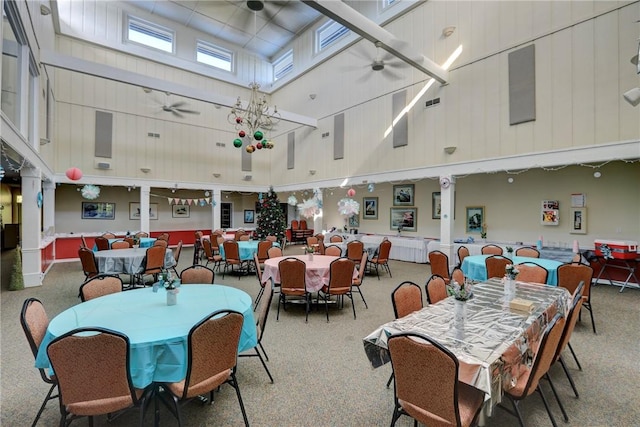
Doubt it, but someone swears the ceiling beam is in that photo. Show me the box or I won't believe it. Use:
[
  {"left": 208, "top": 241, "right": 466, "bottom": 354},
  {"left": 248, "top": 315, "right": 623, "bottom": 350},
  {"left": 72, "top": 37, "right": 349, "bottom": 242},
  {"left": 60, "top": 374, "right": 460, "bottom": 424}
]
[{"left": 302, "top": 0, "right": 448, "bottom": 84}]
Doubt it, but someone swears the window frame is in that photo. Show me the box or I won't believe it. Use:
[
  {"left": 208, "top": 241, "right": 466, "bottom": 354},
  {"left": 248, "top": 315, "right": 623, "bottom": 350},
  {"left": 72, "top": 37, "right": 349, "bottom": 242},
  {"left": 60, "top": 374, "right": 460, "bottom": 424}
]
[
  {"left": 196, "top": 40, "right": 234, "bottom": 72},
  {"left": 125, "top": 15, "right": 175, "bottom": 54},
  {"left": 316, "top": 20, "right": 350, "bottom": 52},
  {"left": 273, "top": 49, "right": 293, "bottom": 81}
]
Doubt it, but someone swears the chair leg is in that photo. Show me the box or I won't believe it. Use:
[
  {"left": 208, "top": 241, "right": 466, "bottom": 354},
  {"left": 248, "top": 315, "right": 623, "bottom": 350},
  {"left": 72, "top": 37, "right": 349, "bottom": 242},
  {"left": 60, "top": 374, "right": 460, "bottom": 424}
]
[
  {"left": 254, "top": 287, "right": 265, "bottom": 311},
  {"left": 385, "top": 262, "right": 392, "bottom": 277},
  {"left": 276, "top": 294, "right": 282, "bottom": 321},
  {"left": 558, "top": 356, "right": 579, "bottom": 398},
  {"left": 567, "top": 342, "right": 582, "bottom": 370},
  {"left": 586, "top": 304, "right": 597, "bottom": 334},
  {"left": 349, "top": 293, "right": 356, "bottom": 319},
  {"left": 32, "top": 383, "right": 57, "bottom": 427},
  {"left": 390, "top": 402, "right": 401, "bottom": 427},
  {"left": 510, "top": 398, "right": 526, "bottom": 427},
  {"left": 386, "top": 372, "right": 394, "bottom": 388},
  {"left": 355, "top": 287, "right": 368, "bottom": 309},
  {"left": 305, "top": 293, "right": 310, "bottom": 323},
  {"left": 228, "top": 372, "right": 250, "bottom": 426},
  {"left": 536, "top": 385, "right": 559, "bottom": 427},
  {"left": 545, "top": 373, "right": 569, "bottom": 422},
  {"left": 255, "top": 347, "right": 274, "bottom": 383}
]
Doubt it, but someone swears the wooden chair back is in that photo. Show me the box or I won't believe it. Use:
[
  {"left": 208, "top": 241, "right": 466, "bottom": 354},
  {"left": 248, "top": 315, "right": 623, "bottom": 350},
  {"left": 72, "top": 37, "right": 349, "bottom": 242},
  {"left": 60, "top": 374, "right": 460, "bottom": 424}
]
[
  {"left": 425, "top": 274, "right": 448, "bottom": 304},
  {"left": 79, "top": 274, "right": 123, "bottom": 302},
  {"left": 391, "top": 281, "right": 423, "bottom": 318},
  {"left": 485, "top": 255, "right": 510, "bottom": 279},
  {"left": 481, "top": 244, "right": 503, "bottom": 255}
]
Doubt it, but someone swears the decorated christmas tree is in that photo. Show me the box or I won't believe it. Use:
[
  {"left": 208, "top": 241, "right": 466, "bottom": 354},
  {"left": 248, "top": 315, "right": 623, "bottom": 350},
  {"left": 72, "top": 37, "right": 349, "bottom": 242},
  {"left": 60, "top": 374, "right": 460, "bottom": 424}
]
[{"left": 256, "top": 187, "right": 287, "bottom": 242}]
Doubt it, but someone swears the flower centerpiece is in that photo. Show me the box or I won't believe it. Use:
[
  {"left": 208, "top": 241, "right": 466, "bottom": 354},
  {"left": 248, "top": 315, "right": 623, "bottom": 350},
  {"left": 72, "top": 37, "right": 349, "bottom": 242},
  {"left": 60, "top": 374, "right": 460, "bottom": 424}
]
[
  {"left": 480, "top": 223, "right": 487, "bottom": 240},
  {"left": 506, "top": 246, "right": 514, "bottom": 259},
  {"left": 304, "top": 245, "right": 315, "bottom": 260},
  {"left": 447, "top": 280, "right": 473, "bottom": 301},
  {"left": 505, "top": 264, "right": 519, "bottom": 280}
]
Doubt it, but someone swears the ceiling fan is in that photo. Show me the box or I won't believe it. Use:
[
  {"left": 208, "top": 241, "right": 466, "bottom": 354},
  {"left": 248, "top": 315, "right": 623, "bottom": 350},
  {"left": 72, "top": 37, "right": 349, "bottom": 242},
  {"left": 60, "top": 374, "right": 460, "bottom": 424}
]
[
  {"left": 147, "top": 90, "right": 201, "bottom": 118},
  {"left": 344, "top": 41, "right": 407, "bottom": 82},
  {"left": 240, "top": 0, "right": 299, "bottom": 28}
]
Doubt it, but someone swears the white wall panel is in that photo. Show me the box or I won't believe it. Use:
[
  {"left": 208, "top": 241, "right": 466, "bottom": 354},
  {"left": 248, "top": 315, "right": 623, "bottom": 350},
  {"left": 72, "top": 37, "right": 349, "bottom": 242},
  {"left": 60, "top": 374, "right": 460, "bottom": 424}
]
[
  {"left": 572, "top": 21, "right": 596, "bottom": 147},
  {"left": 533, "top": 37, "right": 553, "bottom": 152},
  {"left": 550, "top": 30, "right": 573, "bottom": 149}
]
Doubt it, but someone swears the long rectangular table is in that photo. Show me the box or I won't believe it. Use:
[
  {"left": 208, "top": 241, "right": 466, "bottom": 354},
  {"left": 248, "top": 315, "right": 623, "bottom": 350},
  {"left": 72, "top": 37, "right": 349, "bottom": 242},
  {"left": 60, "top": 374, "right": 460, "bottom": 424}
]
[{"left": 363, "top": 279, "right": 570, "bottom": 413}]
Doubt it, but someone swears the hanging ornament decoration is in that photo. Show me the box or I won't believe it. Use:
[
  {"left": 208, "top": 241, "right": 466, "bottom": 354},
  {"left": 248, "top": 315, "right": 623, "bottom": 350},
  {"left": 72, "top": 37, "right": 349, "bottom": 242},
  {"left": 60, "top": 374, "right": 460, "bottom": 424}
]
[
  {"left": 65, "top": 167, "right": 83, "bottom": 181},
  {"left": 81, "top": 184, "right": 100, "bottom": 200},
  {"left": 0, "top": 166, "right": 4, "bottom": 180},
  {"left": 287, "top": 195, "right": 298, "bottom": 206},
  {"left": 347, "top": 188, "right": 356, "bottom": 197},
  {"left": 297, "top": 197, "right": 320, "bottom": 218},
  {"left": 228, "top": 82, "right": 279, "bottom": 154},
  {"left": 368, "top": 183, "right": 375, "bottom": 192},
  {"left": 313, "top": 188, "right": 323, "bottom": 209},
  {"left": 337, "top": 198, "right": 360, "bottom": 217}
]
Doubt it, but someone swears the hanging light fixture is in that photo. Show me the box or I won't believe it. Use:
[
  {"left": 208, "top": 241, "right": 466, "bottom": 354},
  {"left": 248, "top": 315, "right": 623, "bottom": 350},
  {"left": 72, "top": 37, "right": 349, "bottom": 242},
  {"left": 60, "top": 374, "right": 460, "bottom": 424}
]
[{"left": 228, "top": 10, "right": 280, "bottom": 154}]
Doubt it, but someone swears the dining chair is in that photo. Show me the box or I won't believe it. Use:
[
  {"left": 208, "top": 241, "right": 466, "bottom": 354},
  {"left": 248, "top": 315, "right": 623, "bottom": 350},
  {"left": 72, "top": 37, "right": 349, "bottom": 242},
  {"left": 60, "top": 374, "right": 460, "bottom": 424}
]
[
  {"left": 239, "top": 287, "right": 275, "bottom": 383},
  {"left": 346, "top": 240, "right": 364, "bottom": 265},
  {"left": 267, "top": 246, "right": 283, "bottom": 258},
  {"left": 79, "top": 274, "right": 123, "bottom": 302},
  {"left": 485, "top": 255, "right": 511, "bottom": 279},
  {"left": 46, "top": 327, "right": 148, "bottom": 427},
  {"left": 515, "top": 247, "right": 540, "bottom": 258},
  {"left": 481, "top": 244, "right": 503, "bottom": 255},
  {"left": 314, "top": 233, "right": 325, "bottom": 243},
  {"left": 171, "top": 240, "right": 183, "bottom": 275},
  {"left": 193, "top": 231, "right": 204, "bottom": 264},
  {"left": 391, "top": 281, "right": 423, "bottom": 320},
  {"left": 277, "top": 257, "right": 311, "bottom": 322},
  {"left": 20, "top": 298, "right": 59, "bottom": 427},
  {"left": 202, "top": 238, "right": 223, "bottom": 271},
  {"left": 234, "top": 229, "right": 246, "bottom": 241},
  {"left": 368, "top": 239, "right": 392, "bottom": 280},
  {"left": 124, "top": 237, "right": 135, "bottom": 247},
  {"left": 257, "top": 240, "right": 273, "bottom": 265},
  {"left": 428, "top": 250, "right": 451, "bottom": 284},
  {"left": 111, "top": 240, "right": 130, "bottom": 249},
  {"left": 557, "top": 262, "right": 596, "bottom": 333},
  {"left": 351, "top": 252, "right": 369, "bottom": 309},
  {"left": 157, "top": 232, "right": 170, "bottom": 242},
  {"left": 253, "top": 252, "right": 268, "bottom": 310},
  {"left": 78, "top": 247, "right": 100, "bottom": 279},
  {"left": 329, "top": 235, "right": 343, "bottom": 243},
  {"left": 316, "top": 240, "right": 326, "bottom": 255},
  {"left": 135, "top": 245, "right": 165, "bottom": 286},
  {"left": 222, "top": 240, "right": 248, "bottom": 279},
  {"left": 80, "top": 235, "right": 89, "bottom": 249},
  {"left": 290, "top": 220, "right": 299, "bottom": 231},
  {"left": 101, "top": 232, "right": 116, "bottom": 239},
  {"left": 153, "top": 239, "right": 168, "bottom": 248},
  {"left": 180, "top": 264, "right": 215, "bottom": 284},
  {"left": 94, "top": 236, "right": 110, "bottom": 251},
  {"left": 306, "top": 236, "right": 319, "bottom": 246},
  {"left": 425, "top": 274, "right": 448, "bottom": 304},
  {"left": 516, "top": 262, "right": 549, "bottom": 284},
  {"left": 387, "top": 332, "right": 485, "bottom": 427},
  {"left": 318, "top": 258, "right": 356, "bottom": 321},
  {"left": 135, "top": 231, "right": 149, "bottom": 238},
  {"left": 239, "top": 234, "right": 250, "bottom": 241},
  {"left": 299, "top": 219, "right": 308, "bottom": 230},
  {"left": 324, "top": 245, "right": 342, "bottom": 257},
  {"left": 499, "top": 313, "right": 567, "bottom": 427},
  {"left": 451, "top": 267, "right": 465, "bottom": 286},
  {"left": 457, "top": 245, "right": 469, "bottom": 267},
  {"left": 160, "top": 310, "right": 249, "bottom": 426}
]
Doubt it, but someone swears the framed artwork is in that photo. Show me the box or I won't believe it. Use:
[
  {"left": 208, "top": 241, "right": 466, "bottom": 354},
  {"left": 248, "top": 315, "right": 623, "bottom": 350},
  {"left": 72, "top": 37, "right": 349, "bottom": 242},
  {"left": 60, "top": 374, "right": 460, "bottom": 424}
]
[
  {"left": 390, "top": 207, "right": 417, "bottom": 232},
  {"left": 432, "top": 192, "right": 441, "bottom": 219},
  {"left": 349, "top": 215, "right": 360, "bottom": 227},
  {"left": 570, "top": 208, "right": 587, "bottom": 234},
  {"left": 129, "top": 203, "right": 158, "bottom": 220},
  {"left": 81, "top": 202, "right": 115, "bottom": 220},
  {"left": 393, "top": 184, "right": 415, "bottom": 206},
  {"left": 244, "top": 210, "right": 255, "bottom": 223},
  {"left": 172, "top": 204, "right": 190, "bottom": 218},
  {"left": 541, "top": 200, "right": 559, "bottom": 226},
  {"left": 465, "top": 206, "right": 485, "bottom": 233},
  {"left": 362, "top": 197, "right": 378, "bottom": 220}
]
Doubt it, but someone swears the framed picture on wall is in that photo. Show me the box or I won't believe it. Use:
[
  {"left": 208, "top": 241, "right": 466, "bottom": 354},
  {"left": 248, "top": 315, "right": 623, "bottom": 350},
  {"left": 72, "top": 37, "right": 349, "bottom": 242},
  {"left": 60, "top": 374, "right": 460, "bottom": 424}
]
[
  {"left": 172, "top": 204, "right": 189, "bottom": 218},
  {"left": 362, "top": 197, "right": 378, "bottom": 220},
  {"left": 129, "top": 203, "right": 158, "bottom": 220},
  {"left": 81, "top": 202, "right": 115, "bottom": 220},
  {"left": 466, "top": 206, "right": 484, "bottom": 233},
  {"left": 244, "top": 210, "right": 255, "bottom": 223},
  {"left": 432, "top": 192, "right": 441, "bottom": 219},
  {"left": 570, "top": 208, "right": 587, "bottom": 234},
  {"left": 393, "top": 184, "right": 414, "bottom": 206},
  {"left": 541, "top": 200, "right": 559, "bottom": 226},
  {"left": 390, "top": 207, "right": 417, "bottom": 232}
]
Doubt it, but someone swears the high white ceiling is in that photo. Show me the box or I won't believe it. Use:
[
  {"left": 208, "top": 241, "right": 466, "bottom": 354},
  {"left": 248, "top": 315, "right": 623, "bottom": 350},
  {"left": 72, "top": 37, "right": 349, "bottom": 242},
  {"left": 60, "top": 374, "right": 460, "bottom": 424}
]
[{"left": 125, "top": 0, "right": 324, "bottom": 59}]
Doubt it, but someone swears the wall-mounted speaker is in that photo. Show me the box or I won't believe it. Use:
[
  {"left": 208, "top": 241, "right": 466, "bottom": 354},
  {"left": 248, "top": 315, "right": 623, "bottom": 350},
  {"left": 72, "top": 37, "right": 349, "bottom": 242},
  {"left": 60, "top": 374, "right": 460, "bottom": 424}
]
[{"left": 96, "top": 162, "right": 111, "bottom": 170}]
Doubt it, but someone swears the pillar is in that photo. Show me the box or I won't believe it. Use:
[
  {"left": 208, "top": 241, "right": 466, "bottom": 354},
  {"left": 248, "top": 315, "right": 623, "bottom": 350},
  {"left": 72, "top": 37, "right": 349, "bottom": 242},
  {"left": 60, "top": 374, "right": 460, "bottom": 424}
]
[{"left": 20, "top": 166, "right": 43, "bottom": 287}]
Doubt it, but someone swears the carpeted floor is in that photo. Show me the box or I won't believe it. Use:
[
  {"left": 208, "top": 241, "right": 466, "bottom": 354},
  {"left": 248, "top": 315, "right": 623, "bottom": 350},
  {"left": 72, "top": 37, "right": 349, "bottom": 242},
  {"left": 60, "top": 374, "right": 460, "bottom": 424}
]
[{"left": 1, "top": 246, "right": 639, "bottom": 426}]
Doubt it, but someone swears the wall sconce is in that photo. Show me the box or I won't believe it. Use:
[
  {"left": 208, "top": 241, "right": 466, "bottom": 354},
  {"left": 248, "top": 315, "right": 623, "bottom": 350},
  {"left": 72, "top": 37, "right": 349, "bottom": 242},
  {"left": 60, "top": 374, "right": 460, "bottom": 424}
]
[
  {"left": 507, "top": 177, "right": 514, "bottom": 184},
  {"left": 623, "top": 87, "right": 640, "bottom": 106},
  {"left": 243, "top": 175, "right": 252, "bottom": 181},
  {"left": 444, "top": 146, "right": 457, "bottom": 155},
  {"left": 140, "top": 167, "right": 151, "bottom": 173},
  {"left": 309, "top": 94, "right": 317, "bottom": 100},
  {"left": 309, "top": 170, "right": 316, "bottom": 175},
  {"left": 40, "top": 4, "right": 51, "bottom": 15},
  {"left": 593, "top": 171, "right": 602, "bottom": 178},
  {"left": 212, "top": 173, "right": 221, "bottom": 178},
  {"left": 16, "top": 195, "right": 23, "bottom": 203},
  {"left": 442, "top": 26, "right": 456, "bottom": 37}
]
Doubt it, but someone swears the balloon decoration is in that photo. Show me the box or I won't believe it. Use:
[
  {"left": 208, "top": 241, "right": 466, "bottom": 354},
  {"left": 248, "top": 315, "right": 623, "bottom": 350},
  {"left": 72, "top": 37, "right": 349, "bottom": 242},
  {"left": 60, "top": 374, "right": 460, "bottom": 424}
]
[
  {"left": 297, "top": 197, "right": 321, "bottom": 218},
  {"left": 80, "top": 184, "right": 100, "bottom": 200},
  {"left": 347, "top": 188, "right": 356, "bottom": 197},
  {"left": 65, "top": 167, "right": 83, "bottom": 181},
  {"left": 337, "top": 198, "right": 360, "bottom": 217},
  {"left": 287, "top": 195, "right": 298, "bottom": 206}
]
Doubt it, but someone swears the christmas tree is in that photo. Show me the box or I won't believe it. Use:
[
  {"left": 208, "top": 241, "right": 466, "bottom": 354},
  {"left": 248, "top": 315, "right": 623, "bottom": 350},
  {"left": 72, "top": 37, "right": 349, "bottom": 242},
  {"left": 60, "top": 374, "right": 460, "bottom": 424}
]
[{"left": 256, "top": 187, "right": 287, "bottom": 242}]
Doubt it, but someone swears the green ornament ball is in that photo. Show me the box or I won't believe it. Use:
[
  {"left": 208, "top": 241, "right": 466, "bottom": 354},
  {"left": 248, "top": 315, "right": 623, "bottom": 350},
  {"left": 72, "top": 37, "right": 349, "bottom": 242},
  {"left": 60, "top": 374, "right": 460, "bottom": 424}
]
[
  {"left": 233, "top": 138, "right": 243, "bottom": 148},
  {"left": 253, "top": 131, "right": 264, "bottom": 141}
]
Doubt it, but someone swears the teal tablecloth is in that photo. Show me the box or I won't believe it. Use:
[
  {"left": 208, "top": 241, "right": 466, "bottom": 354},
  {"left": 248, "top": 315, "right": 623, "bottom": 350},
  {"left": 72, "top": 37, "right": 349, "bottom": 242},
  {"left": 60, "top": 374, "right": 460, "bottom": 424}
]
[
  {"left": 461, "top": 255, "right": 562, "bottom": 285},
  {"left": 35, "top": 285, "right": 257, "bottom": 388},
  {"left": 219, "top": 241, "right": 280, "bottom": 261},
  {"left": 92, "top": 237, "right": 156, "bottom": 251}
]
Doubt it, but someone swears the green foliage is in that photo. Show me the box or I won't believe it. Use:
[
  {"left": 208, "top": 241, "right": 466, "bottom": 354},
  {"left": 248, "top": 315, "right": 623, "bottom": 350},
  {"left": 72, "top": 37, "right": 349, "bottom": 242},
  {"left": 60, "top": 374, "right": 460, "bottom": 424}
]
[
  {"left": 256, "top": 187, "right": 287, "bottom": 241},
  {"left": 9, "top": 246, "right": 25, "bottom": 291}
]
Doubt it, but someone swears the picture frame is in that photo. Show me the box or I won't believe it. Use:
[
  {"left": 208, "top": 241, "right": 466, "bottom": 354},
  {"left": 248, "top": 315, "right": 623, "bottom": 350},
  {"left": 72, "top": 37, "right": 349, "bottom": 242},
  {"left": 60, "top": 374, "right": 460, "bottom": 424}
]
[
  {"left": 172, "top": 204, "right": 190, "bottom": 218},
  {"left": 348, "top": 215, "right": 360, "bottom": 227},
  {"left": 244, "top": 209, "right": 255, "bottom": 223},
  {"left": 362, "top": 197, "right": 378, "bottom": 220},
  {"left": 432, "top": 192, "right": 441, "bottom": 219},
  {"left": 393, "top": 184, "right": 415, "bottom": 206},
  {"left": 570, "top": 208, "right": 587, "bottom": 234},
  {"left": 541, "top": 200, "right": 559, "bottom": 226},
  {"left": 129, "top": 202, "right": 158, "bottom": 220},
  {"left": 81, "top": 202, "right": 115, "bottom": 220},
  {"left": 390, "top": 207, "right": 417, "bottom": 232},
  {"left": 465, "top": 206, "right": 485, "bottom": 233}
]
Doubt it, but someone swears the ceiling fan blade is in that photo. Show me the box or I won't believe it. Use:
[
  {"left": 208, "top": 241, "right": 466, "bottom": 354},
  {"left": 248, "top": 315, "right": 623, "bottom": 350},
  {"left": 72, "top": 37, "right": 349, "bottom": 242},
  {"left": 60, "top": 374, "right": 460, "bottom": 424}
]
[
  {"left": 382, "top": 68, "right": 403, "bottom": 80},
  {"left": 350, "top": 44, "right": 374, "bottom": 62},
  {"left": 170, "top": 101, "right": 187, "bottom": 109},
  {"left": 171, "top": 110, "right": 184, "bottom": 118},
  {"left": 174, "top": 108, "right": 201, "bottom": 115}
]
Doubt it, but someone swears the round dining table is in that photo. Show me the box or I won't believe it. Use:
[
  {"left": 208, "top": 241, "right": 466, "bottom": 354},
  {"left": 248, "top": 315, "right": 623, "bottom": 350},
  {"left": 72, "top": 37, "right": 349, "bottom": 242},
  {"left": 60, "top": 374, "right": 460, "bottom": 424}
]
[
  {"left": 92, "top": 237, "right": 156, "bottom": 251},
  {"left": 219, "top": 240, "right": 281, "bottom": 261},
  {"left": 34, "top": 285, "right": 257, "bottom": 388},
  {"left": 461, "top": 255, "right": 563, "bottom": 285},
  {"left": 94, "top": 247, "right": 175, "bottom": 274},
  {"left": 262, "top": 255, "right": 357, "bottom": 292}
]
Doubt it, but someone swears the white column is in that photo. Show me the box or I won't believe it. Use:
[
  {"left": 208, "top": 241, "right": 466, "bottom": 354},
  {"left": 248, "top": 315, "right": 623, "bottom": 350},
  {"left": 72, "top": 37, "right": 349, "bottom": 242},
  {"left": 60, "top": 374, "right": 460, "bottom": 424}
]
[
  {"left": 212, "top": 188, "right": 221, "bottom": 231},
  {"left": 439, "top": 176, "right": 456, "bottom": 268},
  {"left": 313, "top": 189, "right": 323, "bottom": 233},
  {"left": 20, "top": 166, "right": 43, "bottom": 287},
  {"left": 42, "top": 181, "right": 56, "bottom": 233},
  {"left": 140, "top": 185, "right": 150, "bottom": 233}
]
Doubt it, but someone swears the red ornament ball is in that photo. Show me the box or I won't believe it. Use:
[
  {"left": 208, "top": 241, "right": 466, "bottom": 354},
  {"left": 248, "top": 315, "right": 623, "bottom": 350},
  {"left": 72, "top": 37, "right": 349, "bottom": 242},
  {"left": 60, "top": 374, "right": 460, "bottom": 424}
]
[
  {"left": 65, "top": 167, "right": 83, "bottom": 181},
  {"left": 347, "top": 188, "right": 356, "bottom": 197},
  {"left": 235, "top": 117, "right": 243, "bottom": 124},
  {"left": 256, "top": 143, "right": 263, "bottom": 150},
  {"left": 238, "top": 130, "right": 246, "bottom": 137}
]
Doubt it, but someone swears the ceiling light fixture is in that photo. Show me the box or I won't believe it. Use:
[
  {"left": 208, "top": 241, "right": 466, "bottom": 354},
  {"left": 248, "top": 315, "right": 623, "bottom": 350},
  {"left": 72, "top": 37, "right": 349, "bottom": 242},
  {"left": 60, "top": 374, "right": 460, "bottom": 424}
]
[
  {"left": 442, "top": 26, "right": 456, "bottom": 37},
  {"left": 212, "top": 173, "right": 221, "bottom": 178},
  {"left": 444, "top": 146, "right": 457, "bottom": 154},
  {"left": 309, "top": 170, "right": 317, "bottom": 175},
  {"left": 40, "top": 4, "right": 51, "bottom": 15},
  {"left": 593, "top": 171, "right": 602, "bottom": 178},
  {"left": 623, "top": 87, "right": 640, "bottom": 106},
  {"left": 140, "top": 167, "right": 151, "bottom": 173}
]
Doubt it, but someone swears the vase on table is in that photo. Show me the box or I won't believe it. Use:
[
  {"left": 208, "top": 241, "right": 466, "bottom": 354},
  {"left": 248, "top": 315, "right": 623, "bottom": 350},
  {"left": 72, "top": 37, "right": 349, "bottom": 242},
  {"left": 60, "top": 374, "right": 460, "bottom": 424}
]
[
  {"left": 453, "top": 299, "right": 467, "bottom": 324},
  {"left": 166, "top": 289, "right": 178, "bottom": 306},
  {"left": 504, "top": 277, "right": 516, "bottom": 299},
  {"left": 307, "top": 252, "right": 314, "bottom": 261}
]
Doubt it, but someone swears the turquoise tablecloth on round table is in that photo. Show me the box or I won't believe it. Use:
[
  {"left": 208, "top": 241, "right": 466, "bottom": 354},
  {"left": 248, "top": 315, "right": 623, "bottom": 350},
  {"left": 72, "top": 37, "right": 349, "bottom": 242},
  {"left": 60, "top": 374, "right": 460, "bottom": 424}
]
[
  {"left": 461, "top": 255, "right": 563, "bottom": 285},
  {"left": 92, "top": 237, "right": 156, "bottom": 251},
  {"left": 219, "top": 240, "right": 280, "bottom": 261},
  {"left": 35, "top": 285, "right": 257, "bottom": 388}
]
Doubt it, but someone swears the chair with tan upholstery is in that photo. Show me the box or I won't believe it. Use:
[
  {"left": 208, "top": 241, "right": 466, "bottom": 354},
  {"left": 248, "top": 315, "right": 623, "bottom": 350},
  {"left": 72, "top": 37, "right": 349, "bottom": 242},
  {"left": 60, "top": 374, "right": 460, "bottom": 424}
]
[
  {"left": 46, "top": 327, "right": 148, "bottom": 427},
  {"left": 277, "top": 258, "right": 311, "bottom": 322},
  {"left": 135, "top": 231, "right": 149, "bottom": 238},
  {"left": 20, "top": 298, "right": 59, "bottom": 426},
  {"left": 329, "top": 235, "right": 343, "bottom": 243},
  {"left": 267, "top": 246, "right": 283, "bottom": 258},
  {"left": 557, "top": 262, "right": 596, "bottom": 333},
  {"left": 239, "top": 287, "right": 275, "bottom": 383},
  {"left": 428, "top": 250, "right": 451, "bottom": 284},
  {"left": 94, "top": 236, "right": 110, "bottom": 251},
  {"left": 161, "top": 310, "right": 249, "bottom": 426},
  {"left": 314, "top": 233, "right": 324, "bottom": 243},
  {"left": 425, "top": 274, "right": 448, "bottom": 305},
  {"left": 153, "top": 239, "right": 168, "bottom": 248},
  {"left": 457, "top": 245, "right": 470, "bottom": 267},
  {"left": 80, "top": 235, "right": 89, "bottom": 249},
  {"left": 135, "top": 246, "right": 165, "bottom": 286},
  {"left": 180, "top": 264, "right": 215, "bottom": 284},
  {"left": 515, "top": 247, "right": 540, "bottom": 258},
  {"left": 451, "top": 267, "right": 466, "bottom": 286},
  {"left": 306, "top": 236, "right": 319, "bottom": 247},
  {"left": 316, "top": 240, "right": 325, "bottom": 255},
  {"left": 202, "top": 238, "right": 223, "bottom": 271},
  {"left": 101, "top": 232, "right": 116, "bottom": 239},
  {"left": 516, "top": 262, "right": 549, "bottom": 284},
  {"left": 388, "top": 332, "right": 484, "bottom": 427},
  {"left": 257, "top": 240, "right": 273, "bottom": 265},
  {"left": 234, "top": 229, "right": 246, "bottom": 241},
  {"left": 157, "top": 232, "right": 170, "bottom": 242},
  {"left": 79, "top": 274, "right": 123, "bottom": 302},
  {"left": 485, "top": 255, "right": 511, "bottom": 279},
  {"left": 238, "top": 234, "right": 250, "bottom": 241},
  {"left": 124, "top": 237, "right": 135, "bottom": 247},
  {"left": 324, "top": 245, "right": 342, "bottom": 257},
  {"left": 368, "top": 239, "right": 393, "bottom": 280},
  {"left": 193, "top": 231, "right": 204, "bottom": 264},
  {"left": 222, "top": 240, "right": 248, "bottom": 279},
  {"left": 481, "top": 244, "right": 503, "bottom": 255},
  {"left": 346, "top": 241, "right": 364, "bottom": 265},
  {"left": 317, "top": 258, "right": 356, "bottom": 321},
  {"left": 171, "top": 240, "right": 183, "bottom": 275},
  {"left": 78, "top": 247, "right": 99, "bottom": 279},
  {"left": 265, "top": 235, "right": 278, "bottom": 242},
  {"left": 111, "top": 240, "right": 130, "bottom": 249},
  {"left": 499, "top": 314, "right": 567, "bottom": 427},
  {"left": 351, "top": 252, "right": 369, "bottom": 309}
]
